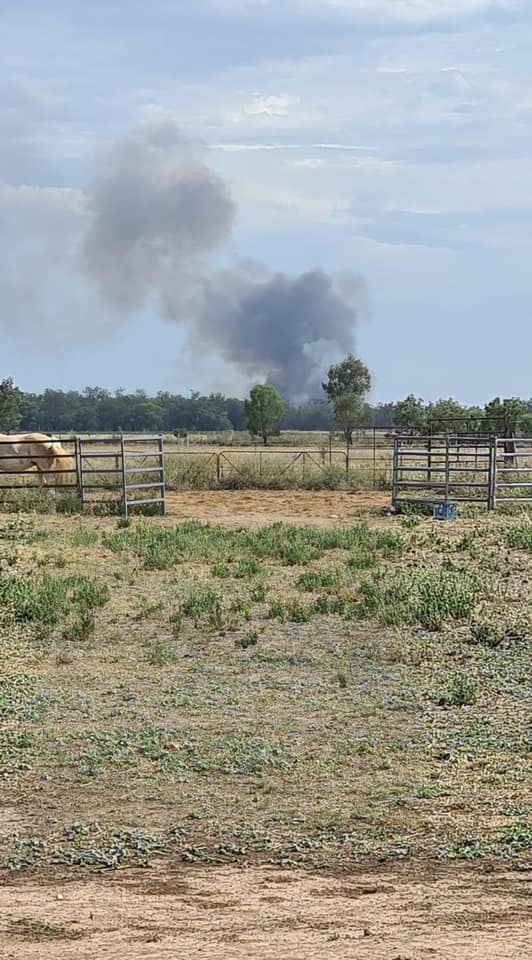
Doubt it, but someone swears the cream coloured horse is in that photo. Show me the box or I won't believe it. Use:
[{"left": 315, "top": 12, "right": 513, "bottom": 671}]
[{"left": 0, "top": 433, "right": 76, "bottom": 486}]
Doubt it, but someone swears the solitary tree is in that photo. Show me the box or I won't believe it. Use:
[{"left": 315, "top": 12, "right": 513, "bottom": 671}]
[
  {"left": 322, "top": 355, "right": 371, "bottom": 445},
  {"left": 0, "top": 378, "right": 21, "bottom": 432},
  {"left": 245, "top": 384, "right": 285, "bottom": 446}
]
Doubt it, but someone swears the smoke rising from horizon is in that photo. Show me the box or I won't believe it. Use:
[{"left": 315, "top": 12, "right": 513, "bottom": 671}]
[{"left": 80, "top": 119, "right": 365, "bottom": 399}]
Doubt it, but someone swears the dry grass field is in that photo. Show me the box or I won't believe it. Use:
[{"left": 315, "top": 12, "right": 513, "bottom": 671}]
[{"left": 0, "top": 492, "right": 530, "bottom": 957}]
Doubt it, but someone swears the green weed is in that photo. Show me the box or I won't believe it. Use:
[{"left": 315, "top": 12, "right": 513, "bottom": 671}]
[
  {"left": 434, "top": 672, "right": 478, "bottom": 707},
  {"left": 0, "top": 572, "right": 109, "bottom": 628},
  {"left": 70, "top": 528, "right": 98, "bottom": 548},
  {"left": 145, "top": 640, "right": 178, "bottom": 666},
  {"left": 180, "top": 585, "right": 224, "bottom": 630},
  {"left": 133, "top": 598, "right": 164, "bottom": 621},
  {"left": 413, "top": 784, "right": 452, "bottom": 800},
  {"left": 233, "top": 558, "right": 264, "bottom": 578},
  {"left": 236, "top": 630, "right": 259, "bottom": 649},
  {"left": 286, "top": 601, "right": 313, "bottom": 623},
  {"left": 296, "top": 569, "right": 343, "bottom": 592},
  {"left": 442, "top": 836, "right": 496, "bottom": 860},
  {"left": 356, "top": 568, "right": 482, "bottom": 630},
  {"left": 229, "top": 596, "right": 252, "bottom": 621},
  {"left": 498, "top": 822, "right": 532, "bottom": 853},
  {"left": 249, "top": 582, "right": 267, "bottom": 603},
  {"left": 505, "top": 523, "right": 532, "bottom": 551},
  {"left": 268, "top": 599, "right": 286, "bottom": 622},
  {"left": 62, "top": 608, "right": 96, "bottom": 642}
]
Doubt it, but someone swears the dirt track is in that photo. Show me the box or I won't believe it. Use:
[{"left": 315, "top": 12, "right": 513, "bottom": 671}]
[
  {"left": 1, "top": 863, "right": 530, "bottom": 959},
  {"left": 166, "top": 489, "right": 390, "bottom": 526}
]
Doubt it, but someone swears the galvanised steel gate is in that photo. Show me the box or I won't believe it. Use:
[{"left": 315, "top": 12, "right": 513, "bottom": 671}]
[
  {"left": 392, "top": 436, "right": 496, "bottom": 510},
  {"left": 78, "top": 434, "right": 166, "bottom": 517},
  {"left": 494, "top": 437, "right": 532, "bottom": 507}
]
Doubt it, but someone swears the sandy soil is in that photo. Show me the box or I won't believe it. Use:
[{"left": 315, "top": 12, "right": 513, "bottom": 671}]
[
  {"left": 165, "top": 490, "right": 390, "bottom": 526},
  {"left": 0, "top": 863, "right": 530, "bottom": 959}
]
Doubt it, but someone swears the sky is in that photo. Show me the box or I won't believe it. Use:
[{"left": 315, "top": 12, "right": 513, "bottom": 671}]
[{"left": 1, "top": 0, "right": 532, "bottom": 403}]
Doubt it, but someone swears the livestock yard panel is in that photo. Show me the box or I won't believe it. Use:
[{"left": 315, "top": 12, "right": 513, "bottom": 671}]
[
  {"left": 495, "top": 437, "right": 532, "bottom": 504},
  {"left": 392, "top": 436, "right": 495, "bottom": 509}
]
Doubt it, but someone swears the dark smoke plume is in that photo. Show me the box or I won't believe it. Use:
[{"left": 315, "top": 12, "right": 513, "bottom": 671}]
[{"left": 80, "top": 119, "right": 365, "bottom": 399}]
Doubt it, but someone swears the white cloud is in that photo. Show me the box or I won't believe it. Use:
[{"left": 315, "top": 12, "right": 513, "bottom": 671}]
[
  {"left": 209, "top": 0, "right": 527, "bottom": 28},
  {"left": 287, "top": 158, "right": 324, "bottom": 169},
  {"left": 244, "top": 93, "right": 299, "bottom": 116},
  {"left": 314, "top": 143, "right": 377, "bottom": 152}
]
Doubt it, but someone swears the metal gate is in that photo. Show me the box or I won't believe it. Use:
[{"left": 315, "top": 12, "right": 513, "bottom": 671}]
[
  {"left": 392, "top": 436, "right": 495, "bottom": 510},
  {"left": 494, "top": 438, "right": 532, "bottom": 506},
  {"left": 78, "top": 435, "right": 166, "bottom": 517}
]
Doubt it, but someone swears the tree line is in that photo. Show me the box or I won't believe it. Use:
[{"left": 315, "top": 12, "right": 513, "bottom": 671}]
[{"left": 0, "top": 374, "right": 531, "bottom": 441}]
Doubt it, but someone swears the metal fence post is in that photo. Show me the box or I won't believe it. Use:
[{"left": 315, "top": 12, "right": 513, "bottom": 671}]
[
  {"left": 78, "top": 437, "right": 85, "bottom": 505},
  {"left": 444, "top": 437, "right": 450, "bottom": 503},
  {"left": 158, "top": 434, "right": 166, "bottom": 516},
  {"left": 488, "top": 437, "right": 497, "bottom": 510},
  {"left": 392, "top": 437, "right": 399, "bottom": 509},
  {"left": 120, "top": 434, "right": 128, "bottom": 519},
  {"left": 74, "top": 436, "right": 81, "bottom": 498}
]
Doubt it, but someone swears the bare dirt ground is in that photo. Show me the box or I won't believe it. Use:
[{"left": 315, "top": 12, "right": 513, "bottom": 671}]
[
  {"left": 1, "top": 863, "right": 530, "bottom": 959},
  {"left": 166, "top": 489, "right": 390, "bottom": 526}
]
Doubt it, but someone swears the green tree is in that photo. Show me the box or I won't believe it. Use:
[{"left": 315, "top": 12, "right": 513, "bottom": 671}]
[
  {"left": 322, "top": 355, "right": 372, "bottom": 445},
  {"left": 333, "top": 393, "right": 367, "bottom": 445},
  {"left": 392, "top": 395, "right": 427, "bottom": 434},
  {"left": 425, "top": 398, "right": 469, "bottom": 435},
  {"left": 0, "top": 377, "right": 21, "bottom": 432},
  {"left": 520, "top": 413, "right": 532, "bottom": 435},
  {"left": 245, "top": 384, "right": 285, "bottom": 445},
  {"left": 322, "top": 355, "right": 371, "bottom": 402},
  {"left": 483, "top": 397, "right": 528, "bottom": 437}
]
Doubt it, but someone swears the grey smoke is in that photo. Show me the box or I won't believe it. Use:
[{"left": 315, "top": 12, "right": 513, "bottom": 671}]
[
  {"left": 81, "top": 119, "right": 235, "bottom": 310},
  {"left": 163, "top": 264, "right": 364, "bottom": 398},
  {"left": 81, "top": 119, "right": 365, "bottom": 399}
]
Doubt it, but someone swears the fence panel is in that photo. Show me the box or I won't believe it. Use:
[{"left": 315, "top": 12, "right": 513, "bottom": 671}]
[
  {"left": 78, "top": 435, "right": 166, "bottom": 516},
  {"left": 392, "top": 436, "right": 494, "bottom": 509},
  {"left": 494, "top": 438, "right": 532, "bottom": 505}
]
